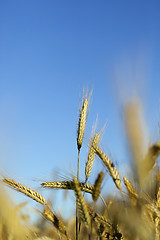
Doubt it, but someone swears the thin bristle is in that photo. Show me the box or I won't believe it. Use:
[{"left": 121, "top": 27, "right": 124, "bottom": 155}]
[
  {"left": 94, "top": 145, "right": 122, "bottom": 190},
  {"left": 85, "top": 133, "right": 100, "bottom": 181},
  {"left": 3, "top": 177, "right": 47, "bottom": 205},
  {"left": 73, "top": 178, "right": 90, "bottom": 227},
  {"left": 77, "top": 98, "right": 88, "bottom": 151},
  {"left": 92, "top": 172, "right": 104, "bottom": 202}
]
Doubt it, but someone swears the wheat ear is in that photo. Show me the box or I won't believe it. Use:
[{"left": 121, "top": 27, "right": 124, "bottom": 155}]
[
  {"left": 3, "top": 177, "right": 47, "bottom": 205},
  {"left": 142, "top": 142, "right": 160, "bottom": 177},
  {"left": 42, "top": 206, "right": 69, "bottom": 239},
  {"left": 92, "top": 172, "right": 104, "bottom": 202},
  {"left": 85, "top": 133, "right": 100, "bottom": 182},
  {"left": 76, "top": 90, "right": 91, "bottom": 239},
  {"left": 73, "top": 177, "right": 90, "bottom": 227},
  {"left": 77, "top": 98, "right": 88, "bottom": 152},
  {"left": 123, "top": 177, "right": 138, "bottom": 199},
  {"left": 41, "top": 180, "right": 95, "bottom": 194},
  {"left": 94, "top": 145, "right": 122, "bottom": 190},
  {"left": 87, "top": 205, "right": 111, "bottom": 228}
]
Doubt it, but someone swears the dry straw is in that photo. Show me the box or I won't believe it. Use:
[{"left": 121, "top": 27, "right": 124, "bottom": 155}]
[{"left": 3, "top": 177, "right": 47, "bottom": 205}]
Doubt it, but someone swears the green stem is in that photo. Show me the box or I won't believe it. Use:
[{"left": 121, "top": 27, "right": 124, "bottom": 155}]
[{"left": 77, "top": 150, "right": 80, "bottom": 181}]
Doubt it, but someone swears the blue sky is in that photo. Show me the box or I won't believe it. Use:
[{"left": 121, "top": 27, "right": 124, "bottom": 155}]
[{"left": 0, "top": 0, "right": 160, "bottom": 219}]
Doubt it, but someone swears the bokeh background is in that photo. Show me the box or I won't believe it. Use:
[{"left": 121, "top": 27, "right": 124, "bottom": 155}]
[{"left": 0, "top": 0, "right": 160, "bottom": 220}]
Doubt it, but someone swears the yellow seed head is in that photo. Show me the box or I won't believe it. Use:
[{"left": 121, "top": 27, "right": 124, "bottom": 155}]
[
  {"left": 92, "top": 172, "right": 104, "bottom": 201},
  {"left": 85, "top": 133, "right": 100, "bottom": 181},
  {"left": 77, "top": 98, "right": 88, "bottom": 151}
]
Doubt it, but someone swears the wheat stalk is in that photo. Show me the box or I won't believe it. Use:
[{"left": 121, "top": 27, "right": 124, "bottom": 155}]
[{"left": 76, "top": 90, "right": 91, "bottom": 239}]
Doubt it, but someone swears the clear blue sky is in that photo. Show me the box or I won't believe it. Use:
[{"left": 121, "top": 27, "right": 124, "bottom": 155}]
[{"left": 0, "top": 0, "right": 160, "bottom": 218}]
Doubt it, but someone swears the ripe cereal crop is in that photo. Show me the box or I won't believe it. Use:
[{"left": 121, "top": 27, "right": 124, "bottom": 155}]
[{"left": 1, "top": 89, "right": 160, "bottom": 240}]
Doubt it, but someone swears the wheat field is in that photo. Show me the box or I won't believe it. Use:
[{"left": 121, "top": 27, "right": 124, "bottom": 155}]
[{"left": 1, "top": 89, "right": 160, "bottom": 240}]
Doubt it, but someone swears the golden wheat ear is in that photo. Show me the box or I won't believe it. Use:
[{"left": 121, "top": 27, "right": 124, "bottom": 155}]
[
  {"left": 77, "top": 98, "right": 88, "bottom": 152},
  {"left": 77, "top": 89, "right": 92, "bottom": 152},
  {"left": 85, "top": 122, "right": 106, "bottom": 182},
  {"left": 41, "top": 180, "right": 95, "bottom": 194},
  {"left": 73, "top": 177, "right": 90, "bottom": 228},
  {"left": 42, "top": 206, "right": 69, "bottom": 239},
  {"left": 123, "top": 177, "right": 138, "bottom": 203},
  {"left": 142, "top": 142, "right": 160, "bottom": 178},
  {"left": 94, "top": 145, "right": 122, "bottom": 191},
  {"left": 2, "top": 177, "right": 47, "bottom": 205},
  {"left": 92, "top": 172, "right": 104, "bottom": 202},
  {"left": 85, "top": 133, "right": 100, "bottom": 182}
]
